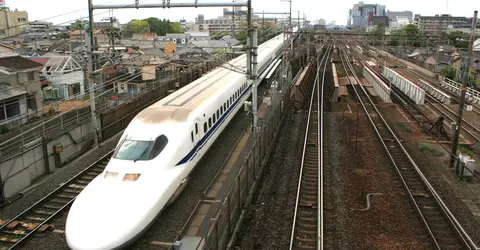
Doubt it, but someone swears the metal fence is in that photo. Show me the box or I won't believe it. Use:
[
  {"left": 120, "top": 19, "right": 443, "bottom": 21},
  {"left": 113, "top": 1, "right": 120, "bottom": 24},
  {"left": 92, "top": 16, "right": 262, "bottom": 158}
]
[{"left": 174, "top": 82, "right": 289, "bottom": 250}]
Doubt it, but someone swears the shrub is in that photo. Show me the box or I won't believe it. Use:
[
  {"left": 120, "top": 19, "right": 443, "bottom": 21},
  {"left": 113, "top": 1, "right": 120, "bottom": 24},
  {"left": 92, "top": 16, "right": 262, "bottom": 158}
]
[
  {"left": 459, "top": 146, "right": 474, "bottom": 157},
  {"left": 418, "top": 143, "right": 442, "bottom": 156}
]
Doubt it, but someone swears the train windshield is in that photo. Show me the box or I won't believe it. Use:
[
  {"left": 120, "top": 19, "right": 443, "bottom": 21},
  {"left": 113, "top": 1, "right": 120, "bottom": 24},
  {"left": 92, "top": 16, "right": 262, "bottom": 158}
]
[{"left": 113, "top": 135, "right": 168, "bottom": 161}]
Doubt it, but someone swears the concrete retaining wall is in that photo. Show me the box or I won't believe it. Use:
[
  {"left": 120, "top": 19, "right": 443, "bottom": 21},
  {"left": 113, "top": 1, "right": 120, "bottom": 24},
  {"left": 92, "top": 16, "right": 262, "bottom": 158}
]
[{"left": 1, "top": 121, "right": 93, "bottom": 198}]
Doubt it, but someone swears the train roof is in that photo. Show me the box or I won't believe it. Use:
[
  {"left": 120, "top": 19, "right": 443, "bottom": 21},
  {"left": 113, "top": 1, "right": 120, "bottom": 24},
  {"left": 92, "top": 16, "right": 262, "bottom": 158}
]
[{"left": 132, "top": 34, "right": 283, "bottom": 125}]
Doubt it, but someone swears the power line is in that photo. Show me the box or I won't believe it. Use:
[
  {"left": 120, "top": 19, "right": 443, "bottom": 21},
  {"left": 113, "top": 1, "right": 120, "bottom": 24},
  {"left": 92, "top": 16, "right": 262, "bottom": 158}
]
[{"left": 0, "top": 0, "right": 122, "bottom": 34}]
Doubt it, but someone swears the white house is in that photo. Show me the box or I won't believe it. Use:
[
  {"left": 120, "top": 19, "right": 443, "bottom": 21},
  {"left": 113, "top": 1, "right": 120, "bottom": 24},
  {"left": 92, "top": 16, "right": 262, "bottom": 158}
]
[{"left": 28, "top": 56, "right": 85, "bottom": 100}]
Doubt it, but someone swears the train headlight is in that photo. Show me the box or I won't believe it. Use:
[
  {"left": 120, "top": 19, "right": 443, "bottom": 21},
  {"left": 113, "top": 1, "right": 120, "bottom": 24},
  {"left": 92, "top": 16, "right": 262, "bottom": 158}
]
[
  {"left": 104, "top": 171, "right": 118, "bottom": 179},
  {"left": 123, "top": 173, "right": 141, "bottom": 181}
]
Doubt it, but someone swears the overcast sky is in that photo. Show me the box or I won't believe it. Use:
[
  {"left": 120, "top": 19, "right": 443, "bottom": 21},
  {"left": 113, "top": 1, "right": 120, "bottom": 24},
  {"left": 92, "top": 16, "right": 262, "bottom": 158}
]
[{"left": 6, "top": 0, "right": 479, "bottom": 26}]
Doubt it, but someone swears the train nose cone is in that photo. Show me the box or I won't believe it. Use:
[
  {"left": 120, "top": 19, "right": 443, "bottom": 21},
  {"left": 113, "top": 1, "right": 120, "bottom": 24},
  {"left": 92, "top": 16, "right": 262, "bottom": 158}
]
[
  {"left": 66, "top": 182, "right": 151, "bottom": 250},
  {"left": 66, "top": 200, "right": 140, "bottom": 250}
]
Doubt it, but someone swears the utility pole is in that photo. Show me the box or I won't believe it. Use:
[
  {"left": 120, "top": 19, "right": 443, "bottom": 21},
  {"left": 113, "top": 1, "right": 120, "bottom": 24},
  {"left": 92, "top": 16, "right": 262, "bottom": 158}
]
[
  {"left": 449, "top": 10, "right": 478, "bottom": 170},
  {"left": 247, "top": 0, "right": 258, "bottom": 135},
  {"left": 289, "top": 0, "right": 292, "bottom": 28},
  {"left": 232, "top": 5, "right": 235, "bottom": 37},
  {"left": 262, "top": 11, "right": 265, "bottom": 37},
  {"left": 109, "top": 16, "right": 116, "bottom": 52},
  {"left": 87, "top": 0, "right": 99, "bottom": 147},
  {"left": 297, "top": 11, "right": 300, "bottom": 28}
]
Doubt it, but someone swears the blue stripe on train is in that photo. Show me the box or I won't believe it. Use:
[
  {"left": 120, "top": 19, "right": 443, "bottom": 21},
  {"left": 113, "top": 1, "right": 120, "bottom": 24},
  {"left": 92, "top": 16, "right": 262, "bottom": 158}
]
[{"left": 175, "top": 85, "right": 252, "bottom": 166}]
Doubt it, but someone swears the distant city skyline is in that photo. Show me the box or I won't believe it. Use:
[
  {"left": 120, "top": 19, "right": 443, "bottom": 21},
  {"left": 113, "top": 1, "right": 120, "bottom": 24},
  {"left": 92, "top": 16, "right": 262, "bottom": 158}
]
[{"left": 5, "top": 0, "right": 478, "bottom": 27}]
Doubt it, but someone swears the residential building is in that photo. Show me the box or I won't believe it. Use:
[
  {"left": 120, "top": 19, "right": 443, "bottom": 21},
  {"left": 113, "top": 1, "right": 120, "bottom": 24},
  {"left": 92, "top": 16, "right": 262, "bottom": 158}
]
[
  {"left": 475, "top": 38, "right": 480, "bottom": 52},
  {"left": 185, "top": 32, "right": 210, "bottom": 41},
  {"left": 131, "top": 32, "right": 158, "bottom": 41},
  {"left": 222, "top": 6, "right": 248, "bottom": 19},
  {"left": 348, "top": 1, "right": 386, "bottom": 27},
  {"left": 0, "top": 8, "right": 29, "bottom": 38},
  {"left": 0, "top": 43, "right": 16, "bottom": 57},
  {"left": 193, "top": 13, "right": 249, "bottom": 33},
  {"left": 449, "top": 22, "right": 480, "bottom": 35},
  {"left": 0, "top": 56, "right": 43, "bottom": 128},
  {"left": 204, "top": 18, "right": 235, "bottom": 33},
  {"left": 386, "top": 10, "right": 413, "bottom": 22},
  {"left": 372, "top": 16, "right": 389, "bottom": 27},
  {"left": 94, "top": 18, "right": 120, "bottom": 30},
  {"left": 68, "top": 30, "right": 107, "bottom": 40},
  {"left": 386, "top": 16, "right": 411, "bottom": 34},
  {"left": 29, "top": 21, "right": 53, "bottom": 33},
  {"left": 194, "top": 14, "right": 207, "bottom": 32},
  {"left": 28, "top": 56, "right": 85, "bottom": 100},
  {"left": 414, "top": 14, "right": 469, "bottom": 35},
  {"left": 315, "top": 19, "right": 326, "bottom": 26}
]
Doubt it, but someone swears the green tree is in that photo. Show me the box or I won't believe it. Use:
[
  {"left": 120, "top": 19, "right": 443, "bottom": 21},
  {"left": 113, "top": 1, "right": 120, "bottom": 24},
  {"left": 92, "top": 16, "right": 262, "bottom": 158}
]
[
  {"left": 170, "top": 22, "right": 184, "bottom": 33},
  {"left": 369, "top": 24, "right": 385, "bottom": 46},
  {"left": 446, "top": 31, "right": 469, "bottom": 48},
  {"left": 123, "top": 19, "right": 149, "bottom": 37},
  {"left": 389, "top": 30, "right": 401, "bottom": 46},
  {"left": 72, "top": 20, "right": 85, "bottom": 31},
  {"left": 141, "top": 17, "right": 184, "bottom": 36},
  {"left": 402, "top": 24, "right": 420, "bottom": 47},
  {"left": 440, "top": 66, "right": 456, "bottom": 81}
]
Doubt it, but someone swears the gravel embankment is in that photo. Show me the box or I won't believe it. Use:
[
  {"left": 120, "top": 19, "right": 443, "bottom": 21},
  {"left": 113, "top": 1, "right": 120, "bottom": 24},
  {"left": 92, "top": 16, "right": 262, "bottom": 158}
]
[{"left": 235, "top": 109, "right": 307, "bottom": 249}]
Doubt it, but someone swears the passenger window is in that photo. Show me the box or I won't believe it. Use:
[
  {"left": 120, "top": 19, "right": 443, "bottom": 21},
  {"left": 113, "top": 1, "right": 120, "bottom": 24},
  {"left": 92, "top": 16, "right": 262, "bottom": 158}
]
[
  {"left": 204, "top": 122, "right": 207, "bottom": 133},
  {"left": 217, "top": 110, "right": 220, "bottom": 118},
  {"left": 191, "top": 131, "right": 194, "bottom": 142},
  {"left": 220, "top": 106, "right": 223, "bottom": 114},
  {"left": 213, "top": 113, "right": 216, "bottom": 123},
  {"left": 224, "top": 103, "right": 226, "bottom": 110},
  {"left": 195, "top": 123, "right": 198, "bottom": 134},
  {"left": 208, "top": 118, "right": 212, "bottom": 128},
  {"left": 114, "top": 140, "right": 152, "bottom": 161}
]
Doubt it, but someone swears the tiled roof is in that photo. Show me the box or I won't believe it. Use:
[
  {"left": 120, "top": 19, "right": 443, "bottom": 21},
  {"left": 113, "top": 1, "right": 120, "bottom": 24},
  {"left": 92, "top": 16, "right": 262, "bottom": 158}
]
[
  {"left": 0, "top": 56, "right": 43, "bottom": 71},
  {"left": 28, "top": 57, "right": 50, "bottom": 65}
]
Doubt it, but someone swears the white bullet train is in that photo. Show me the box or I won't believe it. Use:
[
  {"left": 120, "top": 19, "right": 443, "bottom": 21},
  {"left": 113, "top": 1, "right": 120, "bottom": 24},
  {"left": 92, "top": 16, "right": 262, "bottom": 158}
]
[{"left": 65, "top": 33, "right": 285, "bottom": 249}]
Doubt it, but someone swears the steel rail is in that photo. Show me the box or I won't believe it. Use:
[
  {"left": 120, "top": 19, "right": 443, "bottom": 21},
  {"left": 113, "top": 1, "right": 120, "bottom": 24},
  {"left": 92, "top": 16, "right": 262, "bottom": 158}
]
[
  {"left": 289, "top": 45, "right": 330, "bottom": 250},
  {"left": 340, "top": 45, "right": 476, "bottom": 249},
  {"left": 387, "top": 59, "right": 480, "bottom": 117},
  {"left": 391, "top": 67, "right": 480, "bottom": 142},
  {"left": 0, "top": 151, "right": 113, "bottom": 249}
]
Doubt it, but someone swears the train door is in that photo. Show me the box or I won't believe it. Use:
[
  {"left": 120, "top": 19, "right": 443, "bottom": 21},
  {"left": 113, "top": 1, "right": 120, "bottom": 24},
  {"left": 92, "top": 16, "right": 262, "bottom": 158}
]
[
  {"left": 195, "top": 118, "right": 201, "bottom": 143},
  {"left": 194, "top": 117, "right": 202, "bottom": 160}
]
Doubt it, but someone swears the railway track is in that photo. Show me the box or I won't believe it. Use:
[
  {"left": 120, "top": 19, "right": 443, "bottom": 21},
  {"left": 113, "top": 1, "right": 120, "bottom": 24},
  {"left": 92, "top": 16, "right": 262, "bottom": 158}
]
[
  {"left": 391, "top": 67, "right": 480, "bottom": 142},
  {"left": 289, "top": 46, "right": 330, "bottom": 250},
  {"left": 0, "top": 152, "right": 112, "bottom": 249},
  {"left": 341, "top": 45, "right": 477, "bottom": 249},
  {"left": 358, "top": 62, "right": 454, "bottom": 143},
  {"left": 424, "top": 96, "right": 480, "bottom": 142},
  {"left": 404, "top": 67, "right": 480, "bottom": 116},
  {"left": 386, "top": 58, "right": 480, "bottom": 118}
]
